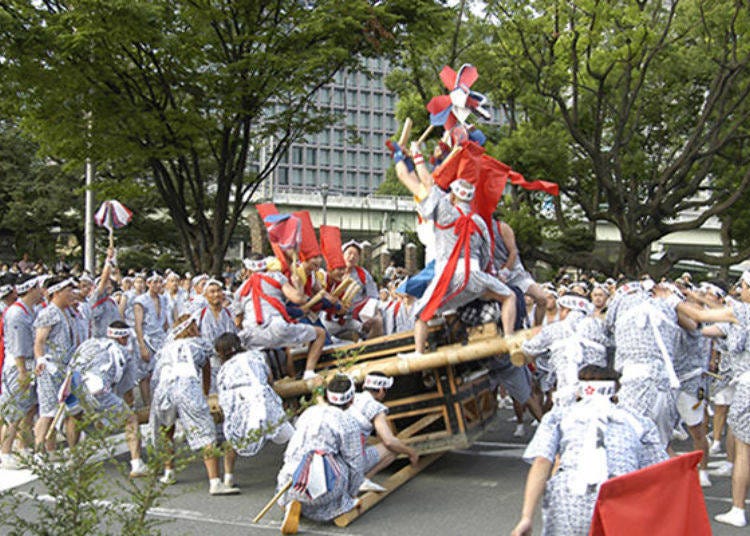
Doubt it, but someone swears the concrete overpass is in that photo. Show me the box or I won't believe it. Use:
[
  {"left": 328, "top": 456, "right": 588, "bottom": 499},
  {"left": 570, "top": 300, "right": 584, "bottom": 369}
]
[{"left": 245, "top": 191, "right": 742, "bottom": 276}]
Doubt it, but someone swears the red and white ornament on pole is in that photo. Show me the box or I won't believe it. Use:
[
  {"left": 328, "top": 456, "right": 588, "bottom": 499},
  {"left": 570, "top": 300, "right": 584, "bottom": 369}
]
[{"left": 94, "top": 200, "right": 133, "bottom": 248}]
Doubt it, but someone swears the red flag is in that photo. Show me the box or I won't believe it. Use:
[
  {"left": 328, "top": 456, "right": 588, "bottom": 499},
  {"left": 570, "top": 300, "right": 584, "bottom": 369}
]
[
  {"left": 589, "top": 451, "right": 710, "bottom": 536},
  {"left": 293, "top": 211, "right": 322, "bottom": 262},
  {"left": 266, "top": 214, "right": 302, "bottom": 251},
  {"left": 320, "top": 226, "right": 346, "bottom": 270},
  {"left": 255, "top": 203, "right": 289, "bottom": 272},
  {"left": 432, "top": 140, "right": 559, "bottom": 230}
]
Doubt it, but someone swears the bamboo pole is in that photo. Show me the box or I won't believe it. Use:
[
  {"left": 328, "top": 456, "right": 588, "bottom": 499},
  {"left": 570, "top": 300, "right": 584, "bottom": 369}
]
[
  {"left": 45, "top": 402, "right": 66, "bottom": 442},
  {"left": 273, "top": 328, "right": 535, "bottom": 399},
  {"left": 252, "top": 479, "right": 293, "bottom": 523}
]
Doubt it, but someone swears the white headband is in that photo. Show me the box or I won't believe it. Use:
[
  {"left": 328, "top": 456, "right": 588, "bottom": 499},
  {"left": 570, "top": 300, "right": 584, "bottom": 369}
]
[
  {"left": 364, "top": 374, "right": 394, "bottom": 390},
  {"left": 326, "top": 382, "right": 355, "bottom": 406},
  {"left": 16, "top": 277, "right": 41, "bottom": 295},
  {"left": 341, "top": 240, "right": 362, "bottom": 253},
  {"left": 656, "top": 282, "right": 685, "bottom": 301},
  {"left": 0, "top": 284, "right": 13, "bottom": 298},
  {"left": 147, "top": 272, "right": 163, "bottom": 283},
  {"left": 740, "top": 271, "right": 750, "bottom": 287},
  {"left": 203, "top": 278, "right": 223, "bottom": 293},
  {"left": 170, "top": 312, "right": 200, "bottom": 338},
  {"left": 557, "top": 294, "right": 593, "bottom": 315},
  {"left": 592, "top": 283, "right": 610, "bottom": 296},
  {"left": 107, "top": 326, "right": 131, "bottom": 339},
  {"left": 192, "top": 274, "right": 208, "bottom": 286},
  {"left": 578, "top": 380, "right": 617, "bottom": 398},
  {"left": 450, "top": 179, "right": 475, "bottom": 202},
  {"left": 700, "top": 282, "right": 726, "bottom": 298},
  {"left": 47, "top": 277, "right": 77, "bottom": 295},
  {"left": 247, "top": 259, "right": 267, "bottom": 272},
  {"left": 615, "top": 281, "right": 642, "bottom": 297}
]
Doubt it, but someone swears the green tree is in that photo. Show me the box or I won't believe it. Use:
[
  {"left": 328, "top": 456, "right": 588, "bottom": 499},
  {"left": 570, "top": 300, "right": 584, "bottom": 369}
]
[
  {"left": 482, "top": 0, "right": 750, "bottom": 276},
  {"left": 0, "top": 0, "right": 434, "bottom": 274},
  {"left": 0, "top": 122, "right": 84, "bottom": 262}
]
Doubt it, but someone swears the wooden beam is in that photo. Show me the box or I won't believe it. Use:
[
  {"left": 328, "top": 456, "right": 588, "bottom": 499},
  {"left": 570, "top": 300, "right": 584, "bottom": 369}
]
[
  {"left": 333, "top": 453, "right": 443, "bottom": 528},
  {"left": 274, "top": 328, "right": 535, "bottom": 398}
]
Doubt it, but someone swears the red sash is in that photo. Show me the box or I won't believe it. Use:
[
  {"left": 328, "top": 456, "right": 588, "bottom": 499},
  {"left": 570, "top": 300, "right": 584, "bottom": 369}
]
[
  {"left": 238, "top": 278, "right": 252, "bottom": 299},
  {"left": 419, "top": 207, "right": 480, "bottom": 322},
  {"left": 354, "top": 266, "right": 367, "bottom": 286},
  {"left": 92, "top": 295, "right": 113, "bottom": 309},
  {"left": 251, "top": 274, "right": 293, "bottom": 325}
]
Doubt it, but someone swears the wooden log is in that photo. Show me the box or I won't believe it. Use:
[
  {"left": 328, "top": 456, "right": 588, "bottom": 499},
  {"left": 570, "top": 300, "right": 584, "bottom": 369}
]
[
  {"left": 334, "top": 453, "right": 443, "bottom": 528},
  {"left": 274, "top": 328, "right": 535, "bottom": 399}
]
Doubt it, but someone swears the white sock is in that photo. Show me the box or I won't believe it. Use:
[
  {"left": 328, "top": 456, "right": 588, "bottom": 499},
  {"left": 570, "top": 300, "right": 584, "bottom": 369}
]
[
  {"left": 223, "top": 473, "right": 234, "bottom": 486},
  {"left": 209, "top": 477, "right": 221, "bottom": 490},
  {"left": 163, "top": 468, "right": 175, "bottom": 479},
  {"left": 130, "top": 458, "right": 144, "bottom": 471},
  {"left": 1, "top": 453, "right": 12, "bottom": 464}
]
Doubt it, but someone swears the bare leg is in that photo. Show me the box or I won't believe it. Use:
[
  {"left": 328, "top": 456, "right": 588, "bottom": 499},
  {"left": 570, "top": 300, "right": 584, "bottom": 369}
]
[
  {"left": 125, "top": 414, "right": 141, "bottom": 461},
  {"left": 687, "top": 423, "right": 709, "bottom": 470},
  {"left": 203, "top": 447, "right": 220, "bottom": 480},
  {"left": 304, "top": 327, "right": 327, "bottom": 373},
  {"left": 524, "top": 396, "right": 543, "bottom": 422},
  {"left": 123, "top": 389, "right": 135, "bottom": 408},
  {"left": 139, "top": 375, "right": 151, "bottom": 408},
  {"left": 713, "top": 405, "right": 728, "bottom": 445},
  {"left": 731, "top": 439, "right": 750, "bottom": 509},
  {"left": 64, "top": 415, "right": 80, "bottom": 448},
  {"left": 224, "top": 448, "right": 236, "bottom": 476},
  {"left": 525, "top": 284, "right": 547, "bottom": 327},
  {"left": 481, "top": 291, "right": 517, "bottom": 335},
  {"left": 500, "top": 294, "right": 516, "bottom": 336},
  {"left": 728, "top": 428, "right": 736, "bottom": 463},
  {"left": 34, "top": 416, "right": 53, "bottom": 452},
  {"left": 366, "top": 443, "right": 396, "bottom": 478}
]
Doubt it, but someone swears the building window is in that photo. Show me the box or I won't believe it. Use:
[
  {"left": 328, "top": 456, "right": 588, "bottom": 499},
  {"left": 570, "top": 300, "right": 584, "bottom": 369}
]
[
  {"left": 277, "top": 167, "right": 289, "bottom": 185},
  {"left": 333, "top": 170, "right": 344, "bottom": 188},
  {"left": 334, "top": 150, "right": 344, "bottom": 167},
  {"left": 320, "top": 149, "right": 330, "bottom": 165},
  {"left": 292, "top": 147, "right": 303, "bottom": 165},
  {"left": 306, "top": 147, "right": 317, "bottom": 165},
  {"left": 347, "top": 152, "right": 357, "bottom": 167},
  {"left": 334, "top": 88, "right": 345, "bottom": 107},
  {"left": 319, "top": 129, "right": 331, "bottom": 145},
  {"left": 347, "top": 89, "right": 357, "bottom": 106},
  {"left": 334, "top": 129, "right": 345, "bottom": 144}
]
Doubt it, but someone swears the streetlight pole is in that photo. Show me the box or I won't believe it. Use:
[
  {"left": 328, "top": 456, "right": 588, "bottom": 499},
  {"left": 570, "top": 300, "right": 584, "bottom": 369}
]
[{"left": 321, "top": 183, "right": 329, "bottom": 225}]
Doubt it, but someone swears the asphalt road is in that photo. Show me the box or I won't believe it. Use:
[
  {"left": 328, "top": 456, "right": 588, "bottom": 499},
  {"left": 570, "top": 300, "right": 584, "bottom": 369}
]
[{"left": 1, "top": 407, "right": 745, "bottom": 535}]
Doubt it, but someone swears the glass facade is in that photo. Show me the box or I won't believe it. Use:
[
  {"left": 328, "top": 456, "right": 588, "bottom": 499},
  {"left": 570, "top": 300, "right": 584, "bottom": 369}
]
[{"left": 273, "top": 57, "right": 396, "bottom": 196}]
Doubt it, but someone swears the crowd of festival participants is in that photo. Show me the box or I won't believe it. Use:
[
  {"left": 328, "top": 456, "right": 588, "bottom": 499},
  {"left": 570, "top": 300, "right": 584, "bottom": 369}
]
[
  {"left": 1, "top": 198, "right": 748, "bottom": 534},
  {"left": 2, "top": 91, "right": 750, "bottom": 536}
]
